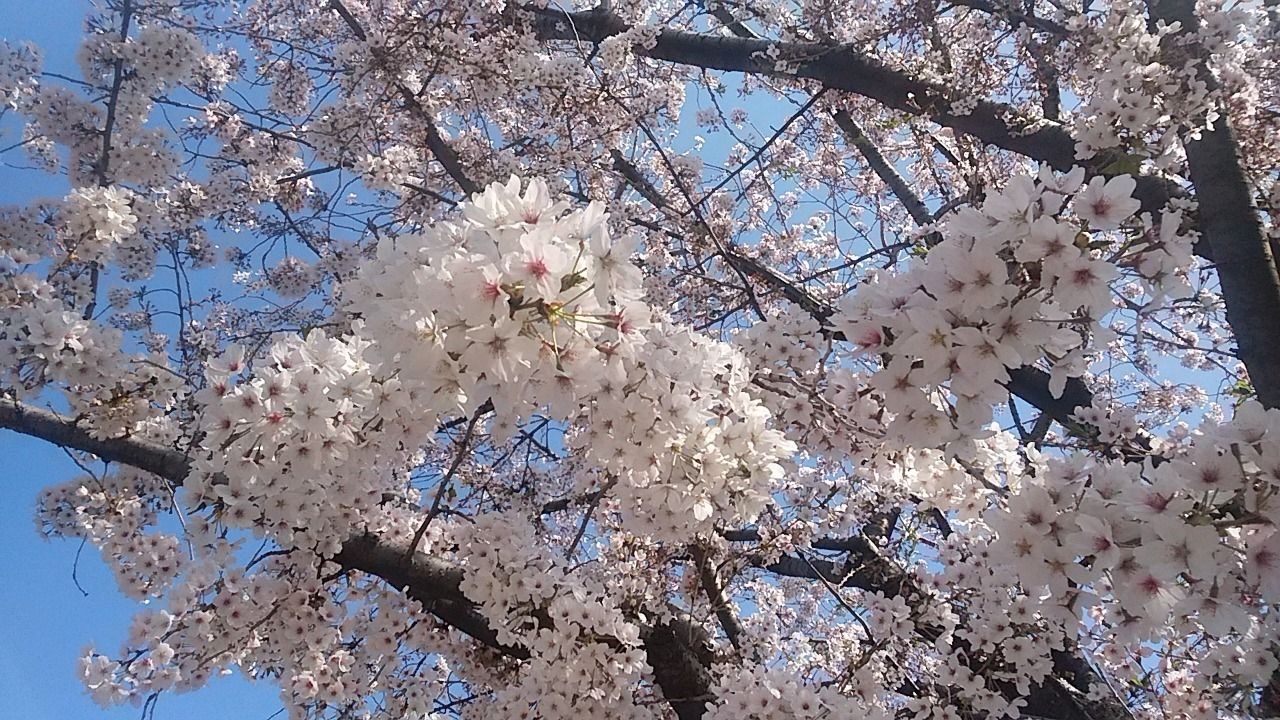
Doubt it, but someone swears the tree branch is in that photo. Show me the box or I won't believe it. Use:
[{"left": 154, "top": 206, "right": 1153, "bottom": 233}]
[
  {"left": 831, "top": 108, "right": 941, "bottom": 242},
  {"left": 691, "top": 545, "right": 748, "bottom": 653},
  {"left": 520, "top": 5, "right": 1179, "bottom": 218},
  {"left": 1147, "top": 0, "right": 1280, "bottom": 410},
  {"left": 0, "top": 398, "right": 714, "bottom": 718},
  {"left": 329, "top": 0, "right": 480, "bottom": 196},
  {"left": 0, "top": 397, "right": 191, "bottom": 479},
  {"left": 945, "top": 0, "right": 1071, "bottom": 36}
]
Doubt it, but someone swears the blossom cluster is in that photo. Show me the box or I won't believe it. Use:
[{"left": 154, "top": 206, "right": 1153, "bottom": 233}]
[
  {"left": 5, "top": 0, "right": 1276, "bottom": 718},
  {"left": 69, "top": 523, "right": 466, "bottom": 717},
  {"left": 455, "top": 513, "right": 652, "bottom": 718},
  {"left": 986, "top": 400, "right": 1280, "bottom": 705},
  {"left": 0, "top": 280, "right": 181, "bottom": 439},
  {"left": 706, "top": 664, "right": 890, "bottom": 720},
  {"left": 186, "top": 179, "right": 793, "bottom": 555},
  {"left": 60, "top": 186, "right": 138, "bottom": 264},
  {"left": 37, "top": 467, "right": 183, "bottom": 600},
  {"left": 0, "top": 38, "right": 40, "bottom": 108},
  {"left": 836, "top": 168, "right": 1194, "bottom": 443},
  {"left": 1070, "top": 0, "right": 1257, "bottom": 166}
]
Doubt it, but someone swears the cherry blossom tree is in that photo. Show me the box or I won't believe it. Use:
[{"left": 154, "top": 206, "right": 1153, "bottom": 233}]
[{"left": 2, "top": 0, "right": 1279, "bottom": 718}]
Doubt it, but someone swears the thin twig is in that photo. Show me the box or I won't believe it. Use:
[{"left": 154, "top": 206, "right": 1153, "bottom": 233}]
[
  {"left": 72, "top": 537, "right": 91, "bottom": 597},
  {"left": 564, "top": 476, "right": 615, "bottom": 559},
  {"left": 407, "top": 409, "right": 484, "bottom": 558}
]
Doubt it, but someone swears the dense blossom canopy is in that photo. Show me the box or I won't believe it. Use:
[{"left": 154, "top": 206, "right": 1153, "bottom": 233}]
[{"left": 2, "top": 0, "right": 1280, "bottom": 719}]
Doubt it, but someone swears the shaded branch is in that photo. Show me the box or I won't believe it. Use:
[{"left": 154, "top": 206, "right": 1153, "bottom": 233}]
[
  {"left": 0, "top": 397, "right": 192, "bottom": 479},
  {"left": 330, "top": 0, "right": 480, "bottom": 196},
  {"left": 1147, "top": 0, "right": 1280, "bottom": 410},
  {"left": 831, "top": 108, "right": 941, "bottom": 242},
  {"left": 692, "top": 545, "right": 748, "bottom": 653},
  {"left": 520, "top": 5, "right": 1179, "bottom": 218},
  {"left": 945, "top": 0, "right": 1071, "bottom": 36},
  {"left": 0, "top": 398, "right": 714, "bottom": 718}
]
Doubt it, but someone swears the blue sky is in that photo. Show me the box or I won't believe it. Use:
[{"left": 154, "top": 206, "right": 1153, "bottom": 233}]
[
  {"left": 0, "top": 2, "right": 281, "bottom": 717},
  {"left": 0, "top": 435, "right": 282, "bottom": 719}
]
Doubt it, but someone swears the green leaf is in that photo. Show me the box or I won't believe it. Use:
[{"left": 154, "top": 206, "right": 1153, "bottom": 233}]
[
  {"left": 1099, "top": 152, "right": 1145, "bottom": 177},
  {"left": 1228, "top": 379, "right": 1256, "bottom": 402}
]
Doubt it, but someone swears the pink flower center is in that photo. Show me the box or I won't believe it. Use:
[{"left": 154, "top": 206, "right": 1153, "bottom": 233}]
[
  {"left": 526, "top": 258, "right": 550, "bottom": 280},
  {"left": 611, "top": 312, "right": 635, "bottom": 334},
  {"left": 1072, "top": 267, "right": 1097, "bottom": 286},
  {"left": 855, "top": 327, "right": 883, "bottom": 348},
  {"left": 1138, "top": 574, "right": 1164, "bottom": 596}
]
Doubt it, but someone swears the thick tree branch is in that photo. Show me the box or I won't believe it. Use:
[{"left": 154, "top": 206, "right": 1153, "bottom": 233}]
[
  {"left": 605, "top": 145, "right": 1128, "bottom": 718},
  {"left": 1146, "top": 0, "right": 1280, "bottom": 707},
  {"left": 692, "top": 545, "right": 748, "bottom": 653},
  {"left": 521, "top": 6, "right": 1180, "bottom": 218},
  {"left": 0, "top": 397, "right": 191, "bottom": 479},
  {"left": 0, "top": 396, "right": 1136, "bottom": 720},
  {"left": 0, "top": 398, "right": 714, "bottom": 717},
  {"left": 1004, "top": 367, "right": 1095, "bottom": 427},
  {"left": 832, "top": 109, "right": 938, "bottom": 234},
  {"left": 333, "top": 533, "right": 525, "bottom": 657},
  {"left": 1147, "top": 0, "right": 1280, "bottom": 410}
]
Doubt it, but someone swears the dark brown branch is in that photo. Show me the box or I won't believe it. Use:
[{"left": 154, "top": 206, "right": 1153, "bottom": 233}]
[
  {"left": 696, "top": 89, "right": 828, "bottom": 205},
  {"left": 762, "top": 550, "right": 909, "bottom": 594},
  {"left": 334, "top": 533, "right": 525, "bottom": 656},
  {"left": 832, "top": 109, "right": 941, "bottom": 242},
  {"left": 692, "top": 545, "right": 748, "bottom": 652},
  {"left": 276, "top": 165, "right": 342, "bottom": 184},
  {"left": 722, "top": 527, "right": 876, "bottom": 555},
  {"left": 521, "top": 6, "right": 1179, "bottom": 218},
  {"left": 329, "top": 0, "right": 480, "bottom": 196},
  {"left": 83, "top": 0, "right": 135, "bottom": 321},
  {"left": 1004, "top": 367, "right": 1095, "bottom": 427},
  {"left": 95, "top": 0, "right": 133, "bottom": 187},
  {"left": 1147, "top": 0, "right": 1280, "bottom": 410},
  {"left": 0, "top": 398, "right": 714, "bottom": 718},
  {"left": 410, "top": 408, "right": 483, "bottom": 555},
  {"left": 0, "top": 397, "right": 192, "bottom": 479},
  {"left": 1146, "top": 0, "right": 1280, "bottom": 707},
  {"left": 0, "top": 388, "right": 1133, "bottom": 720},
  {"left": 612, "top": 142, "right": 1101, "bottom": 441},
  {"left": 642, "top": 616, "right": 717, "bottom": 720},
  {"left": 945, "top": 0, "right": 1071, "bottom": 36}
]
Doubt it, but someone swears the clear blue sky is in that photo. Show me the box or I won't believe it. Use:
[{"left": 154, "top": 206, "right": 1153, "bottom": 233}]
[{"left": 0, "top": 2, "right": 280, "bottom": 717}]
